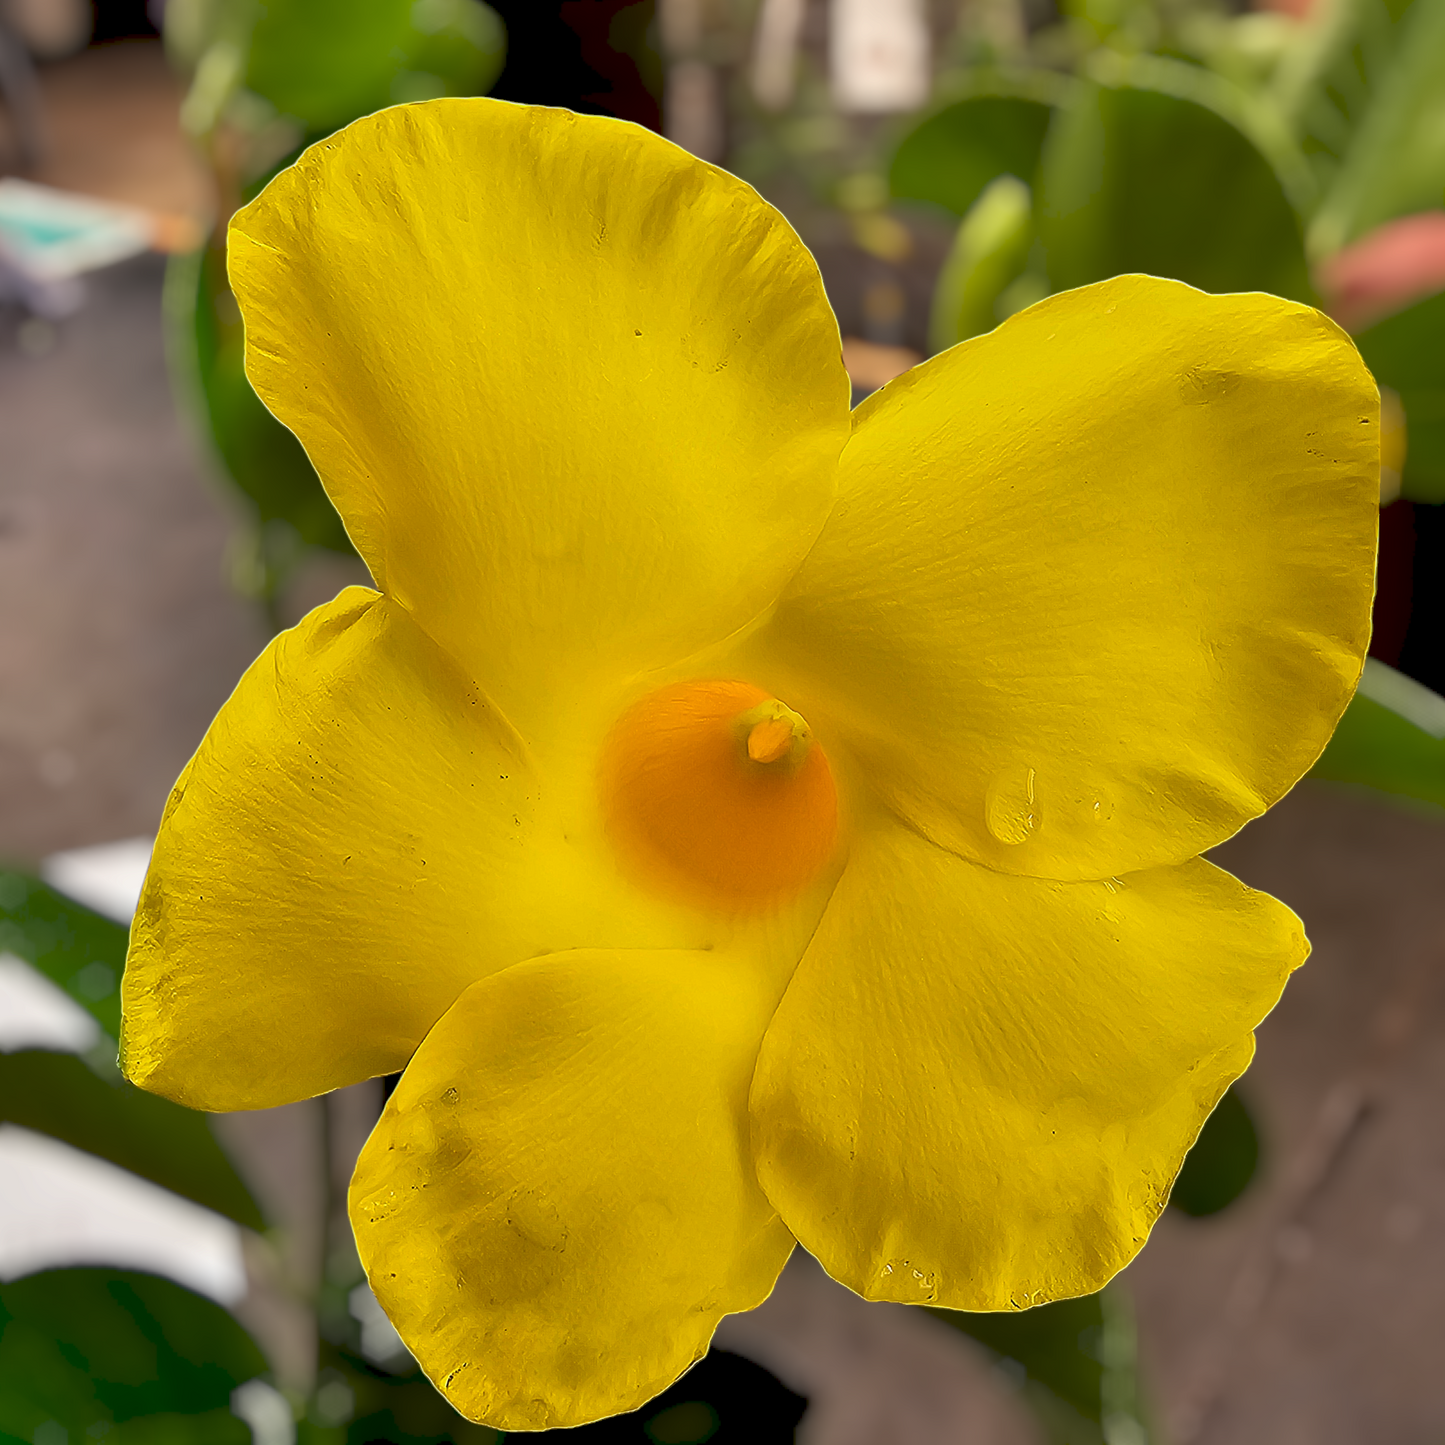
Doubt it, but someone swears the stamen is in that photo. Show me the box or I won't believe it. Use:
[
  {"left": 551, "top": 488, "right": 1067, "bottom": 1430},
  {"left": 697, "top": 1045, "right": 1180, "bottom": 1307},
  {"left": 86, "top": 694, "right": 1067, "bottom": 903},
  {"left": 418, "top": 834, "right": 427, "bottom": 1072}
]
[{"left": 747, "top": 718, "right": 794, "bottom": 764}]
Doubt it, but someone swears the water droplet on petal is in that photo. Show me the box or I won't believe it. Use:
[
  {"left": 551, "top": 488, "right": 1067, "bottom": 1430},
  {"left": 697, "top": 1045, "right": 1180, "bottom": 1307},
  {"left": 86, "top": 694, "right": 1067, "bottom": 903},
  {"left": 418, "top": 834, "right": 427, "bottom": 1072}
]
[{"left": 985, "top": 767, "right": 1039, "bottom": 845}]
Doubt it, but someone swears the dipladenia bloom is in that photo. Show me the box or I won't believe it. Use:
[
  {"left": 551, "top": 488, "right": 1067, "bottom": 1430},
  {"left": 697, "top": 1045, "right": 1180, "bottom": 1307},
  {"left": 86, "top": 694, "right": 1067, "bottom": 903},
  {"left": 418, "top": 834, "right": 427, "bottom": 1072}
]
[{"left": 121, "top": 99, "right": 1378, "bottom": 1430}]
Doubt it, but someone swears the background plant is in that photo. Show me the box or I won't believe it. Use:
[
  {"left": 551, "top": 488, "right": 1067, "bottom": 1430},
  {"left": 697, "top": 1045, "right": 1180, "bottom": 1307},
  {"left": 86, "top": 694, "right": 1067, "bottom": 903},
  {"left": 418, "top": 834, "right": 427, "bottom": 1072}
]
[{"left": 164, "top": 0, "right": 507, "bottom": 625}]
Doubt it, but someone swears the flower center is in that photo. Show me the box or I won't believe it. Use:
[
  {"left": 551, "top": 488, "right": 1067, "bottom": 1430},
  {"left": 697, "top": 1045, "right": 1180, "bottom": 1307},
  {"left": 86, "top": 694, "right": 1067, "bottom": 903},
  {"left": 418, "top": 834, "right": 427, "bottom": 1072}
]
[{"left": 599, "top": 679, "right": 839, "bottom": 909}]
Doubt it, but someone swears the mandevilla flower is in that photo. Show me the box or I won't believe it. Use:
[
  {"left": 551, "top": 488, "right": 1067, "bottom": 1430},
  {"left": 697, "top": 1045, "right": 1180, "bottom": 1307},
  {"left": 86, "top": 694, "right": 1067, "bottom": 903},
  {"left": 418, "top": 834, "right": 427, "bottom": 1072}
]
[{"left": 121, "top": 100, "right": 1378, "bottom": 1430}]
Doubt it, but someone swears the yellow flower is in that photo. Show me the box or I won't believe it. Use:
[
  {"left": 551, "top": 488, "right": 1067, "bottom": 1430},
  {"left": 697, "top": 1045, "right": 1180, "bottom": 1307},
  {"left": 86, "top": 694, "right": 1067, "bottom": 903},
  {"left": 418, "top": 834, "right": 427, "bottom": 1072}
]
[{"left": 121, "top": 99, "right": 1378, "bottom": 1431}]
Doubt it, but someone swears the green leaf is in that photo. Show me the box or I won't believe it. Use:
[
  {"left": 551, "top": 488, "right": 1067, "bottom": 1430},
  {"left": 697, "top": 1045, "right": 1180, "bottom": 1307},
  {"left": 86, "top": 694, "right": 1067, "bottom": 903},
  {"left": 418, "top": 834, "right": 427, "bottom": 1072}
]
[
  {"left": 1168, "top": 1084, "right": 1259, "bottom": 1218},
  {"left": 0, "top": 1268, "right": 266, "bottom": 1444},
  {"left": 404, "top": 0, "right": 508, "bottom": 101},
  {"left": 245, "top": 0, "right": 505, "bottom": 138},
  {"left": 1271, "top": 0, "right": 1415, "bottom": 207},
  {"left": 1037, "top": 79, "right": 1312, "bottom": 301},
  {"left": 929, "top": 174, "right": 1036, "bottom": 352},
  {"left": 1307, "top": 0, "right": 1445, "bottom": 256},
  {"left": 1353, "top": 287, "right": 1445, "bottom": 504},
  {"left": 0, "top": 1051, "right": 265, "bottom": 1230},
  {"left": 168, "top": 244, "right": 354, "bottom": 560},
  {"left": 930, "top": 1285, "right": 1150, "bottom": 1445},
  {"left": 0, "top": 869, "right": 128, "bottom": 1039},
  {"left": 0, "top": 869, "right": 264, "bottom": 1229},
  {"left": 165, "top": 2, "right": 507, "bottom": 595},
  {"left": 1090, "top": 50, "right": 1318, "bottom": 214},
  {"left": 1310, "top": 660, "right": 1445, "bottom": 807},
  {"left": 889, "top": 93, "right": 1054, "bottom": 218}
]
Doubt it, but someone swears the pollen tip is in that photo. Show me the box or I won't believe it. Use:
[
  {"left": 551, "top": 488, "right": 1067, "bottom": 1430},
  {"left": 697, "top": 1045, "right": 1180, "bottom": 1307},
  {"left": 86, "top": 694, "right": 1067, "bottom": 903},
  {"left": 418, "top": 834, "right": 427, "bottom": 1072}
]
[{"left": 747, "top": 717, "right": 795, "bottom": 764}]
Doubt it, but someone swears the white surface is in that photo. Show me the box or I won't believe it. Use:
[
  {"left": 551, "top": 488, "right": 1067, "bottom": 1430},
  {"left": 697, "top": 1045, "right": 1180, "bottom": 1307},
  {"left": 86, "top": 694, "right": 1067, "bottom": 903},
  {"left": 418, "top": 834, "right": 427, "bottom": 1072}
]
[
  {"left": 0, "top": 178, "right": 153, "bottom": 280},
  {"left": 830, "top": 0, "right": 930, "bottom": 113},
  {"left": 0, "top": 1125, "right": 247, "bottom": 1304},
  {"left": 0, "top": 951, "right": 101, "bottom": 1053},
  {"left": 3, "top": 835, "right": 247, "bottom": 1309},
  {"left": 752, "top": 0, "right": 807, "bottom": 109},
  {"left": 232, "top": 1380, "right": 297, "bottom": 1445},
  {"left": 350, "top": 1281, "right": 415, "bottom": 1370},
  {"left": 41, "top": 834, "right": 153, "bottom": 923}
]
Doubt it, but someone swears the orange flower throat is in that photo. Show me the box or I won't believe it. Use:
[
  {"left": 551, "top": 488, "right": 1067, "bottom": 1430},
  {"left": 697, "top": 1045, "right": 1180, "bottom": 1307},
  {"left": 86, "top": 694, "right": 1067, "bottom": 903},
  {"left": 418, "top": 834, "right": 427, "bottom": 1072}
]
[{"left": 600, "top": 680, "right": 839, "bottom": 909}]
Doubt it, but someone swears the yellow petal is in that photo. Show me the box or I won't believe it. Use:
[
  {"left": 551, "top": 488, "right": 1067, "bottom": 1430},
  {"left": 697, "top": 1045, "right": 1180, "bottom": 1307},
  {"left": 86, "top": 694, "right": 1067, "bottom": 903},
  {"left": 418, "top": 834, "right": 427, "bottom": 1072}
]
[
  {"left": 749, "top": 816, "right": 1305, "bottom": 1310},
  {"left": 747, "top": 276, "right": 1378, "bottom": 881},
  {"left": 120, "top": 590, "right": 731, "bottom": 1111},
  {"left": 350, "top": 948, "right": 795, "bottom": 1431},
  {"left": 229, "top": 99, "right": 849, "bottom": 749}
]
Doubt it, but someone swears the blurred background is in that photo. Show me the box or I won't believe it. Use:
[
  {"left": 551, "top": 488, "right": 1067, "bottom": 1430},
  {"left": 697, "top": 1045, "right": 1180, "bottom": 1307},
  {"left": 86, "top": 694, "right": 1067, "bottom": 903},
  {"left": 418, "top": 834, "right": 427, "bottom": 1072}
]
[{"left": 2, "top": 0, "right": 1445, "bottom": 1441}]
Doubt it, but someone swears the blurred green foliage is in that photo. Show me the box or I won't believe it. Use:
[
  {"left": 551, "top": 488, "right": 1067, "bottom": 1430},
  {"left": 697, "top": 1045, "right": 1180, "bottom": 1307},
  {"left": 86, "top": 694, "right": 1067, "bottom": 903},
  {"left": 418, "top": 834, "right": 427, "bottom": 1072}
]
[
  {"left": 1169, "top": 1085, "right": 1260, "bottom": 1218},
  {"left": 0, "top": 1263, "right": 518, "bottom": 1445},
  {"left": 166, "top": 0, "right": 505, "bottom": 141},
  {"left": 0, "top": 1049, "right": 265, "bottom": 1229},
  {"left": 892, "top": 92, "right": 1055, "bottom": 220},
  {"left": 242, "top": 0, "right": 505, "bottom": 132},
  {"left": 162, "top": 0, "right": 505, "bottom": 618},
  {"left": 0, "top": 868, "right": 265, "bottom": 1226},
  {"left": 1354, "top": 288, "right": 1445, "bottom": 504},
  {"left": 934, "top": 1284, "right": 1147, "bottom": 1445},
  {"left": 1294, "top": 0, "right": 1445, "bottom": 256},
  {"left": 166, "top": 240, "right": 348, "bottom": 610},
  {"left": 930, "top": 171, "right": 1036, "bottom": 353},
  {"left": 1034, "top": 80, "right": 1310, "bottom": 299},
  {"left": 0, "top": 1269, "right": 265, "bottom": 1444},
  {"left": 185, "top": 243, "right": 343, "bottom": 551},
  {"left": 0, "top": 868, "right": 127, "bottom": 1037},
  {"left": 1313, "top": 679, "right": 1445, "bottom": 808},
  {"left": 298, "top": 1343, "right": 502, "bottom": 1444},
  {"left": 891, "top": 0, "right": 1445, "bottom": 485}
]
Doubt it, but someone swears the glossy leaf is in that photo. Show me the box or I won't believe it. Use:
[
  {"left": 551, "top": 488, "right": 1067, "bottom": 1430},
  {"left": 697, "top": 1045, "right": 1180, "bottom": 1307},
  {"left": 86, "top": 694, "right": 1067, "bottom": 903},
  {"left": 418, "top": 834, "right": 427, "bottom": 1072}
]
[
  {"left": 1353, "top": 286, "right": 1445, "bottom": 504},
  {"left": 1310, "top": 668, "right": 1445, "bottom": 809},
  {"left": 889, "top": 94, "right": 1053, "bottom": 218},
  {"left": 932, "top": 1286, "right": 1149, "bottom": 1445},
  {"left": 928, "top": 175, "right": 1036, "bottom": 353},
  {"left": 1168, "top": 1084, "right": 1259, "bottom": 1218},
  {"left": 0, "top": 868, "right": 128, "bottom": 1038},
  {"left": 1037, "top": 81, "right": 1312, "bottom": 301},
  {"left": 0, "top": 1268, "right": 265, "bottom": 1444},
  {"left": 0, "top": 1051, "right": 265, "bottom": 1230},
  {"left": 246, "top": 0, "right": 505, "bottom": 138}
]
